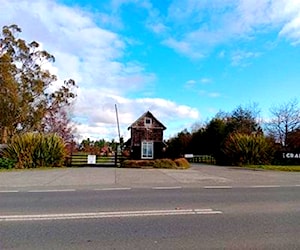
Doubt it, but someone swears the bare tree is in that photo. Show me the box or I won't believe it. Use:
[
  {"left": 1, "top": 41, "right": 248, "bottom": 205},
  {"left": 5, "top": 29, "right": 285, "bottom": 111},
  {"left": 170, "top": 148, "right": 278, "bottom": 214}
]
[{"left": 267, "top": 99, "right": 300, "bottom": 148}]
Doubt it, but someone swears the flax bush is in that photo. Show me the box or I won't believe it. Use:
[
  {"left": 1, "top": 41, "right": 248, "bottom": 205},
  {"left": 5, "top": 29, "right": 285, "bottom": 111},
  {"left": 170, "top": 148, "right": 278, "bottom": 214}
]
[
  {"left": 3, "top": 133, "right": 66, "bottom": 169},
  {"left": 223, "top": 133, "right": 274, "bottom": 166}
]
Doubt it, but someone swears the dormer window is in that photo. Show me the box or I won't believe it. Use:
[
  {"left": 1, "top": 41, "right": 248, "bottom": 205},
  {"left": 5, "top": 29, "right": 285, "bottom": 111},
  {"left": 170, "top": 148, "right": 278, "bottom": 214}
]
[{"left": 145, "top": 117, "right": 152, "bottom": 127}]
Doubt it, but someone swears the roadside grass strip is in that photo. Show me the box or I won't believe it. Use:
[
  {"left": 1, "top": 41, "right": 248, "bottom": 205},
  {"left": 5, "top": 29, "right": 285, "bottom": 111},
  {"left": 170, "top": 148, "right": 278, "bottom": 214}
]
[
  {"left": 0, "top": 208, "right": 222, "bottom": 222},
  {"left": 245, "top": 165, "right": 300, "bottom": 172}
]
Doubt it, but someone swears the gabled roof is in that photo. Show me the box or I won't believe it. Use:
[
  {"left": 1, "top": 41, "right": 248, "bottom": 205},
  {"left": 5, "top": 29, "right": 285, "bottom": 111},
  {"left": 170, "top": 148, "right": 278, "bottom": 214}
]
[{"left": 128, "top": 111, "right": 166, "bottom": 130}]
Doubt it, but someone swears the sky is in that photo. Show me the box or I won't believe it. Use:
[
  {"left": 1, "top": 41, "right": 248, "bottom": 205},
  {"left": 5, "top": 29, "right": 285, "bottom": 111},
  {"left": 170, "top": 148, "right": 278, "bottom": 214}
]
[{"left": 1, "top": 0, "right": 300, "bottom": 141}]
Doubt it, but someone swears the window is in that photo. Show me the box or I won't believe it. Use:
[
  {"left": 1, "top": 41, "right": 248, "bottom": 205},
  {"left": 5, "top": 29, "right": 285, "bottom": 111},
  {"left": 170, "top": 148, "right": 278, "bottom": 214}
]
[
  {"left": 144, "top": 118, "right": 152, "bottom": 127},
  {"left": 141, "top": 141, "right": 153, "bottom": 159}
]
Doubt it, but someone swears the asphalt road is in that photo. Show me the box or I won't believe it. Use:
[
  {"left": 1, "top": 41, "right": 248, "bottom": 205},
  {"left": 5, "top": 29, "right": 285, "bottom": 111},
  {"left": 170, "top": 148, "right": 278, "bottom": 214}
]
[{"left": 1, "top": 186, "right": 299, "bottom": 249}]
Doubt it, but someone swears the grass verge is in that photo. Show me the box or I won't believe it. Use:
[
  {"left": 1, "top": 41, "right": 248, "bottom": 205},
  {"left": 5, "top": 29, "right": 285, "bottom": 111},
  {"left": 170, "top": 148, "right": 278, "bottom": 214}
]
[
  {"left": 0, "top": 166, "right": 68, "bottom": 172},
  {"left": 244, "top": 165, "right": 300, "bottom": 172}
]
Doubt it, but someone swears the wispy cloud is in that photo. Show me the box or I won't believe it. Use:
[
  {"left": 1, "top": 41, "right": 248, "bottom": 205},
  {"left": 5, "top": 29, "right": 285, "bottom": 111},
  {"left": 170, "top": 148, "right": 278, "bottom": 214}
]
[
  {"left": 198, "top": 90, "right": 222, "bottom": 98},
  {"left": 163, "top": 38, "right": 204, "bottom": 58},
  {"left": 231, "top": 50, "right": 261, "bottom": 66},
  {"left": 145, "top": 0, "right": 300, "bottom": 58},
  {"left": 184, "top": 80, "right": 197, "bottom": 89},
  {"left": 200, "top": 78, "right": 212, "bottom": 84},
  {"left": 185, "top": 78, "right": 212, "bottom": 90}
]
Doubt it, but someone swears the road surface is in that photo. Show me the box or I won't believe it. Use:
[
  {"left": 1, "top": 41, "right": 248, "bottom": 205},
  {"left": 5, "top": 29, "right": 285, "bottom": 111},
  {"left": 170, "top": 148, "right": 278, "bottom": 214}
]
[{"left": 1, "top": 186, "right": 299, "bottom": 249}]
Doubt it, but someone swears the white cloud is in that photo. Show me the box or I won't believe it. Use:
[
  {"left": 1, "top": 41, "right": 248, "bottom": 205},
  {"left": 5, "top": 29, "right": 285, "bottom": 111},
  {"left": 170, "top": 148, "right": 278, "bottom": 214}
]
[
  {"left": 74, "top": 94, "right": 199, "bottom": 140},
  {"left": 208, "top": 92, "right": 221, "bottom": 98},
  {"left": 184, "top": 80, "right": 196, "bottom": 89},
  {"left": 163, "top": 38, "right": 204, "bottom": 58},
  {"left": 198, "top": 90, "right": 222, "bottom": 99},
  {"left": 200, "top": 78, "right": 212, "bottom": 84},
  {"left": 231, "top": 50, "right": 261, "bottom": 66},
  {"left": 147, "top": 22, "right": 168, "bottom": 34},
  {"left": 185, "top": 78, "right": 212, "bottom": 90},
  {"left": 279, "top": 16, "right": 300, "bottom": 45}
]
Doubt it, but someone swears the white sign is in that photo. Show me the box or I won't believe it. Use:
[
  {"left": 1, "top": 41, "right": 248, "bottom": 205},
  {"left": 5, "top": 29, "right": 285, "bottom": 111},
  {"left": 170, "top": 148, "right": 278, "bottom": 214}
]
[
  {"left": 184, "top": 154, "right": 194, "bottom": 158},
  {"left": 87, "top": 155, "right": 96, "bottom": 164}
]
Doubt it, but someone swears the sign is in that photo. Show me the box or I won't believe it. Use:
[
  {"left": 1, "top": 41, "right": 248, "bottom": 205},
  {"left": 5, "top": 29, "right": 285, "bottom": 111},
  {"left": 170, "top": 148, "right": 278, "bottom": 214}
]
[
  {"left": 184, "top": 154, "right": 194, "bottom": 158},
  {"left": 283, "top": 153, "right": 300, "bottom": 159},
  {"left": 87, "top": 155, "right": 96, "bottom": 164}
]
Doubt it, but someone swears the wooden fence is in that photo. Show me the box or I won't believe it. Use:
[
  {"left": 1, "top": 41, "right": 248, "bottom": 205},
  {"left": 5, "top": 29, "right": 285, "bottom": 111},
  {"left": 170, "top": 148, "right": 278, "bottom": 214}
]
[
  {"left": 185, "top": 155, "right": 216, "bottom": 164},
  {"left": 66, "top": 153, "right": 125, "bottom": 167}
]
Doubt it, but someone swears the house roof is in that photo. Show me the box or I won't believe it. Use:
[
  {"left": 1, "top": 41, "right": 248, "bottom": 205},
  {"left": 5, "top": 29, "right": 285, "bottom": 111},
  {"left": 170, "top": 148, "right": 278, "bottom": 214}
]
[{"left": 128, "top": 111, "right": 166, "bottom": 130}]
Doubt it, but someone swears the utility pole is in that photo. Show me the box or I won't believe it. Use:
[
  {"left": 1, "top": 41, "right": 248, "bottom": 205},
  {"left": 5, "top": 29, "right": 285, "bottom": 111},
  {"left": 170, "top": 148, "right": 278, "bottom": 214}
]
[
  {"left": 114, "top": 104, "right": 122, "bottom": 167},
  {"left": 115, "top": 104, "right": 121, "bottom": 143}
]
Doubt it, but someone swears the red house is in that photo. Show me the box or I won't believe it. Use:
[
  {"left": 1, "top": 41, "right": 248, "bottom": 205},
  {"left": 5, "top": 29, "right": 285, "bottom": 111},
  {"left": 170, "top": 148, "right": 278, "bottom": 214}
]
[{"left": 127, "top": 111, "right": 166, "bottom": 160}]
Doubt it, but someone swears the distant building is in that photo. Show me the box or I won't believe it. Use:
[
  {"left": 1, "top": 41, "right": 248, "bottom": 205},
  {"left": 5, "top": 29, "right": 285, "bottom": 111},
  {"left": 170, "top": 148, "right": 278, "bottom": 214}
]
[{"left": 127, "top": 111, "right": 166, "bottom": 160}]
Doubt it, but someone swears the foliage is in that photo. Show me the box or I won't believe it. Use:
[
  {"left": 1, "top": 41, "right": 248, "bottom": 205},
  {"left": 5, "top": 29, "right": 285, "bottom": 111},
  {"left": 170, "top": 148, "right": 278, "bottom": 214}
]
[
  {"left": 42, "top": 91, "right": 77, "bottom": 145},
  {"left": 223, "top": 133, "right": 274, "bottom": 166},
  {"left": 267, "top": 99, "right": 300, "bottom": 149},
  {"left": 121, "top": 158, "right": 189, "bottom": 169},
  {"left": 121, "top": 159, "right": 154, "bottom": 168},
  {"left": 76, "top": 138, "right": 115, "bottom": 155},
  {"left": 0, "top": 157, "right": 15, "bottom": 169},
  {"left": 166, "top": 129, "right": 192, "bottom": 158},
  {"left": 3, "top": 133, "right": 66, "bottom": 169},
  {"left": 227, "top": 104, "right": 262, "bottom": 135},
  {"left": 202, "top": 118, "right": 228, "bottom": 163},
  {"left": 0, "top": 24, "right": 76, "bottom": 144},
  {"left": 166, "top": 104, "right": 270, "bottom": 165},
  {"left": 153, "top": 158, "right": 177, "bottom": 169},
  {"left": 174, "top": 158, "right": 190, "bottom": 169},
  {"left": 286, "top": 129, "right": 300, "bottom": 151}
]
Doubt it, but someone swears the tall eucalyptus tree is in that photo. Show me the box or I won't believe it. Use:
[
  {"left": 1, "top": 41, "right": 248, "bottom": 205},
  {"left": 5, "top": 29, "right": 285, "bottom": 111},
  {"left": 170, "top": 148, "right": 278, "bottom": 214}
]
[{"left": 0, "top": 24, "right": 76, "bottom": 143}]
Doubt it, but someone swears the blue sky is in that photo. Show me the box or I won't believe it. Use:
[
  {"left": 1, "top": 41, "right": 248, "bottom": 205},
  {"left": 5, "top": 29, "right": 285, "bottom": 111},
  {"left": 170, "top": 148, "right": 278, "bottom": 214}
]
[{"left": 1, "top": 0, "right": 300, "bottom": 141}]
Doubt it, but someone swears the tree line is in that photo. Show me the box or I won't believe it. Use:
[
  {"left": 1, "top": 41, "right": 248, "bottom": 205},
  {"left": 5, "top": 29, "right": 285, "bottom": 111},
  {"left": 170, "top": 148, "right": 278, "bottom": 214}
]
[{"left": 165, "top": 101, "right": 300, "bottom": 165}]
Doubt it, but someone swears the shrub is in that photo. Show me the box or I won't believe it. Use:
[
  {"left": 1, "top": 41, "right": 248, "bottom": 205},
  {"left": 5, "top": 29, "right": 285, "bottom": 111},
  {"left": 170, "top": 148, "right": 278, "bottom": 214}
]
[
  {"left": 3, "top": 133, "right": 66, "bottom": 169},
  {"left": 153, "top": 159, "right": 177, "bottom": 169},
  {"left": 121, "top": 158, "right": 190, "bottom": 169},
  {"left": 174, "top": 158, "right": 190, "bottom": 169},
  {"left": 223, "top": 133, "right": 274, "bottom": 166},
  {"left": 0, "top": 158, "right": 16, "bottom": 169},
  {"left": 121, "top": 160, "right": 155, "bottom": 168}
]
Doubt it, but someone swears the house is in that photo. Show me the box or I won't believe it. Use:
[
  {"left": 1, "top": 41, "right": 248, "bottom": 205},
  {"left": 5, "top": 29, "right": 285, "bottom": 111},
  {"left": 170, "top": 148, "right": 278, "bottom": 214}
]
[{"left": 127, "top": 111, "right": 166, "bottom": 160}]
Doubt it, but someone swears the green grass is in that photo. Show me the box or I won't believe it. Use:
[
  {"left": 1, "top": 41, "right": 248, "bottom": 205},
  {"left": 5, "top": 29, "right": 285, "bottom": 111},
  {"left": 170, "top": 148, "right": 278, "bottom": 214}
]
[
  {"left": 0, "top": 166, "right": 68, "bottom": 172},
  {"left": 244, "top": 165, "right": 300, "bottom": 172}
]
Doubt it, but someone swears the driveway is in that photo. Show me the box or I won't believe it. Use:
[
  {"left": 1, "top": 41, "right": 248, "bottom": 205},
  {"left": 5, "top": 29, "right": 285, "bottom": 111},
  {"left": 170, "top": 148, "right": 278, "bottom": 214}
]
[{"left": 0, "top": 164, "right": 299, "bottom": 191}]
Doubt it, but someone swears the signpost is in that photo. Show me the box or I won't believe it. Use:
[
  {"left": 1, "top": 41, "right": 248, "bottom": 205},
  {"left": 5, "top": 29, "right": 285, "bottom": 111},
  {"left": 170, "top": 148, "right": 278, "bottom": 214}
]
[{"left": 87, "top": 155, "right": 96, "bottom": 164}]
